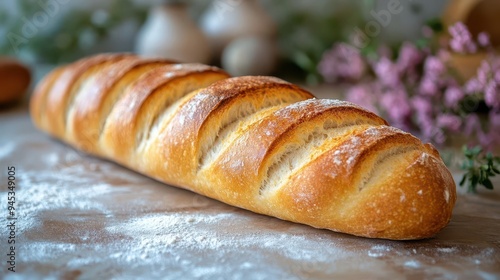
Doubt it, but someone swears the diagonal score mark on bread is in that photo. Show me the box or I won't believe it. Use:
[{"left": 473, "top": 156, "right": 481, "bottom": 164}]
[
  {"left": 196, "top": 77, "right": 314, "bottom": 170},
  {"left": 30, "top": 54, "right": 457, "bottom": 240},
  {"left": 100, "top": 64, "right": 230, "bottom": 164},
  {"left": 351, "top": 128, "right": 422, "bottom": 192},
  {"left": 142, "top": 76, "right": 313, "bottom": 188},
  {"left": 258, "top": 99, "right": 388, "bottom": 197},
  {"left": 67, "top": 56, "right": 178, "bottom": 151},
  {"left": 50, "top": 54, "right": 133, "bottom": 138}
]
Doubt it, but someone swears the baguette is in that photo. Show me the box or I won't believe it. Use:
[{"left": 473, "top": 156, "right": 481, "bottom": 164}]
[{"left": 30, "top": 54, "right": 456, "bottom": 240}]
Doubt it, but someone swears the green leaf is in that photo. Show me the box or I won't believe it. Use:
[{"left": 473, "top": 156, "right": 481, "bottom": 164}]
[
  {"left": 459, "top": 175, "right": 467, "bottom": 186},
  {"left": 486, "top": 153, "right": 493, "bottom": 161},
  {"left": 464, "top": 150, "right": 472, "bottom": 158},
  {"left": 415, "top": 38, "right": 430, "bottom": 48},
  {"left": 460, "top": 145, "right": 498, "bottom": 193},
  {"left": 482, "top": 179, "right": 494, "bottom": 190},
  {"left": 426, "top": 18, "right": 444, "bottom": 33},
  {"left": 468, "top": 182, "right": 477, "bottom": 193},
  {"left": 471, "top": 175, "right": 479, "bottom": 189},
  {"left": 461, "top": 145, "right": 468, "bottom": 153},
  {"left": 471, "top": 146, "right": 482, "bottom": 156},
  {"left": 292, "top": 52, "right": 315, "bottom": 72}
]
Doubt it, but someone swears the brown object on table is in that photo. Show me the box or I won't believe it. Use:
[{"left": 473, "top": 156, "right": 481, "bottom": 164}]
[
  {"left": 29, "top": 53, "right": 456, "bottom": 240},
  {"left": 443, "top": 0, "right": 500, "bottom": 47},
  {"left": 0, "top": 57, "right": 31, "bottom": 106},
  {"left": 442, "top": 0, "right": 500, "bottom": 80},
  {"left": 448, "top": 51, "right": 488, "bottom": 81}
]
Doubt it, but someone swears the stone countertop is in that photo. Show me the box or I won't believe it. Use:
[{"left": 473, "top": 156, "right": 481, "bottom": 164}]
[{"left": 1, "top": 102, "right": 499, "bottom": 280}]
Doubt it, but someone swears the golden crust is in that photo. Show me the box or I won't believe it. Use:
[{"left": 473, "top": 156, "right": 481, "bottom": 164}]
[
  {"left": 45, "top": 54, "right": 134, "bottom": 138},
  {"left": 146, "top": 76, "right": 314, "bottom": 188},
  {"left": 206, "top": 99, "right": 386, "bottom": 208},
  {"left": 68, "top": 57, "right": 174, "bottom": 152},
  {"left": 30, "top": 65, "right": 65, "bottom": 130},
  {"left": 273, "top": 127, "right": 456, "bottom": 239},
  {"left": 102, "top": 64, "right": 230, "bottom": 165},
  {"left": 30, "top": 54, "right": 457, "bottom": 240}
]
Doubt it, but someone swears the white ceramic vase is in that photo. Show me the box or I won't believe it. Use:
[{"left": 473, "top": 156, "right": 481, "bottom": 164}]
[
  {"left": 200, "top": 0, "right": 276, "bottom": 58},
  {"left": 135, "top": 3, "right": 211, "bottom": 64}
]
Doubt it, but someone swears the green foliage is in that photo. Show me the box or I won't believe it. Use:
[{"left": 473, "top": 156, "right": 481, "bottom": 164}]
[
  {"left": 426, "top": 18, "right": 444, "bottom": 33},
  {"left": 265, "top": 0, "right": 372, "bottom": 84},
  {"left": 0, "top": 0, "right": 147, "bottom": 63},
  {"left": 459, "top": 146, "right": 500, "bottom": 193}
]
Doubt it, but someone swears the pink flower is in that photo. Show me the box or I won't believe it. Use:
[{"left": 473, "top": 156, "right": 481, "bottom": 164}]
[
  {"left": 484, "top": 80, "right": 500, "bottom": 108},
  {"left": 437, "top": 114, "right": 462, "bottom": 132},
  {"left": 448, "top": 22, "right": 477, "bottom": 53},
  {"left": 410, "top": 95, "right": 438, "bottom": 140},
  {"left": 444, "top": 86, "right": 465, "bottom": 108},
  {"left": 380, "top": 90, "right": 411, "bottom": 123},
  {"left": 477, "top": 61, "right": 491, "bottom": 84},
  {"left": 464, "top": 58, "right": 500, "bottom": 109},
  {"left": 489, "top": 110, "right": 500, "bottom": 128},
  {"left": 464, "top": 114, "right": 481, "bottom": 136},
  {"left": 477, "top": 32, "right": 491, "bottom": 47},
  {"left": 417, "top": 56, "right": 448, "bottom": 96},
  {"left": 335, "top": 21, "right": 500, "bottom": 148},
  {"left": 419, "top": 76, "right": 439, "bottom": 96},
  {"left": 416, "top": 116, "right": 446, "bottom": 144},
  {"left": 495, "top": 70, "right": 500, "bottom": 84},
  {"left": 450, "top": 40, "right": 477, "bottom": 54},
  {"left": 346, "top": 84, "right": 378, "bottom": 113},
  {"left": 318, "top": 43, "right": 367, "bottom": 83},
  {"left": 411, "top": 96, "right": 433, "bottom": 116},
  {"left": 423, "top": 56, "right": 445, "bottom": 76},
  {"left": 464, "top": 78, "right": 484, "bottom": 94},
  {"left": 418, "top": 117, "right": 436, "bottom": 138},
  {"left": 373, "top": 57, "right": 400, "bottom": 87},
  {"left": 397, "top": 42, "right": 422, "bottom": 72}
]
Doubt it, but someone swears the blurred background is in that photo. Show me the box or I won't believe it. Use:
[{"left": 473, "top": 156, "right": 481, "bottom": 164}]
[
  {"left": 0, "top": 0, "right": 449, "bottom": 80},
  {"left": 1, "top": 0, "right": 499, "bottom": 163}
]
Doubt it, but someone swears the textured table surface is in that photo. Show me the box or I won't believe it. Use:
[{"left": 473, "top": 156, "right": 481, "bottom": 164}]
[{"left": 1, "top": 102, "right": 500, "bottom": 280}]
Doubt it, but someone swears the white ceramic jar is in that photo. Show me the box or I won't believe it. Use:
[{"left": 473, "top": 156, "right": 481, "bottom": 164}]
[
  {"left": 135, "top": 3, "right": 212, "bottom": 64},
  {"left": 200, "top": 0, "right": 276, "bottom": 58}
]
